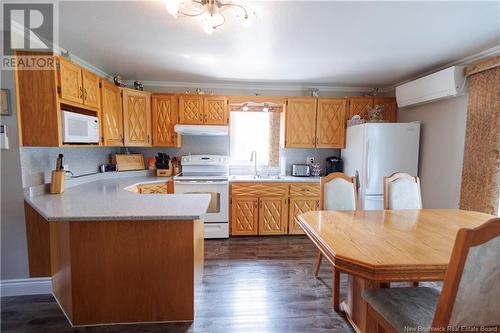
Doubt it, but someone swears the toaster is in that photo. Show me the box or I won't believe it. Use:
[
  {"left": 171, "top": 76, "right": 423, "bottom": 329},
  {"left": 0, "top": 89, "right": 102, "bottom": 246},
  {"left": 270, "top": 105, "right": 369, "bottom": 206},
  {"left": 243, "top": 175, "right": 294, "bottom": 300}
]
[{"left": 292, "top": 164, "right": 311, "bottom": 177}]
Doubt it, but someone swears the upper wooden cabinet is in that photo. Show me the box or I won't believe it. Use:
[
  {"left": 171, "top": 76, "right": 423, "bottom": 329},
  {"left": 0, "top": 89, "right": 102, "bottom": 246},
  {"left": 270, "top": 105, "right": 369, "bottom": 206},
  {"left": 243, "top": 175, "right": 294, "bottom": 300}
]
[
  {"left": 348, "top": 96, "right": 397, "bottom": 122},
  {"left": 204, "top": 96, "right": 229, "bottom": 124},
  {"left": 122, "top": 89, "right": 152, "bottom": 147},
  {"left": 285, "top": 98, "right": 318, "bottom": 148},
  {"left": 100, "top": 80, "right": 123, "bottom": 146},
  {"left": 316, "top": 99, "right": 347, "bottom": 148},
  {"left": 82, "top": 70, "right": 101, "bottom": 109},
  {"left": 59, "top": 58, "right": 83, "bottom": 104},
  {"left": 373, "top": 97, "right": 397, "bottom": 123},
  {"left": 284, "top": 97, "right": 347, "bottom": 149},
  {"left": 179, "top": 95, "right": 204, "bottom": 124},
  {"left": 58, "top": 57, "right": 100, "bottom": 111},
  {"left": 178, "top": 95, "right": 229, "bottom": 125},
  {"left": 152, "top": 94, "right": 178, "bottom": 147}
]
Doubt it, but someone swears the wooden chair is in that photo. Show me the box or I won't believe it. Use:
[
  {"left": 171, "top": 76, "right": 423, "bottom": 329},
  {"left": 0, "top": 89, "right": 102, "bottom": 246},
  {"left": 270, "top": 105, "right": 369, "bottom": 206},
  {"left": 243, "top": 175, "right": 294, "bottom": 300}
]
[
  {"left": 363, "top": 217, "right": 500, "bottom": 333},
  {"left": 384, "top": 172, "right": 422, "bottom": 287},
  {"left": 315, "top": 172, "right": 357, "bottom": 311},
  {"left": 384, "top": 172, "right": 422, "bottom": 210}
]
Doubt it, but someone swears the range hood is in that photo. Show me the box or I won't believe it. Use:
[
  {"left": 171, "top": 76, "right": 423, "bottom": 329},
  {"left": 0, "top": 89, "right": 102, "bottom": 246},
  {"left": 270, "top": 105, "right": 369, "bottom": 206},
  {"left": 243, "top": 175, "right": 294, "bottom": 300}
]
[{"left": 174, "top": 124, "right": 229, "bottom": 136}]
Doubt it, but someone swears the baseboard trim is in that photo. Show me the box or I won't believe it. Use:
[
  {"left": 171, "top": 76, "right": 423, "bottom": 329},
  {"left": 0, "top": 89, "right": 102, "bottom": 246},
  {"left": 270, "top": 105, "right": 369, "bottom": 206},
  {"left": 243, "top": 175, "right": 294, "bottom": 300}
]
[{"left": 1, "top": 278, "right": 52, "bottom": 297}]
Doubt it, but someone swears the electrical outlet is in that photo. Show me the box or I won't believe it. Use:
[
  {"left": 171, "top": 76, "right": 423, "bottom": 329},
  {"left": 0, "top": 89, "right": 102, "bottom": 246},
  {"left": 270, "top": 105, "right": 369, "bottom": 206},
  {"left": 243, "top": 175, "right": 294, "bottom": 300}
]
[{"left": 307, "top": 157, "right": 315, "bottom": 165}]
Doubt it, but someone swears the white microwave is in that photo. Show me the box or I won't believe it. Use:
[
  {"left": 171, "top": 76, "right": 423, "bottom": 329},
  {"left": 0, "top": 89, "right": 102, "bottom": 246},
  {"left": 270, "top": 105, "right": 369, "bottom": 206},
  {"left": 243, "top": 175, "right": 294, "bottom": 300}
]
[{"left": 62, "top": 110, "right": 99, "bottom": 143}]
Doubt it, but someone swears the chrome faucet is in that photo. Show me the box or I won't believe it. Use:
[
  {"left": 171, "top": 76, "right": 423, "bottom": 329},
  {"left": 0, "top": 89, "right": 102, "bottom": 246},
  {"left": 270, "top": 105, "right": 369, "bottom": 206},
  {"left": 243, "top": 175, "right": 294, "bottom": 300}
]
[{"left": 250, "top": 150, "right": 258, "bottom": 178}]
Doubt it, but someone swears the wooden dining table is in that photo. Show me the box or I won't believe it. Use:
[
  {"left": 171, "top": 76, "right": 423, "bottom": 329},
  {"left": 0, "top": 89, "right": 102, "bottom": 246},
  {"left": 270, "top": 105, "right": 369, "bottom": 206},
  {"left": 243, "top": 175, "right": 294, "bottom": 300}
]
[{"left": 297, "top": 209, "right": 494, "bottom": 333}]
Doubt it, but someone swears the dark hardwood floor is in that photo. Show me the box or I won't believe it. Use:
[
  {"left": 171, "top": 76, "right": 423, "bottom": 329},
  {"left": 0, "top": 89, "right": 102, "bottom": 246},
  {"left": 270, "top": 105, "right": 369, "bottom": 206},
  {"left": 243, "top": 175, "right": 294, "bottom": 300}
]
[{"left": 1, "top": 236, "right": 354, "bottom": 333}]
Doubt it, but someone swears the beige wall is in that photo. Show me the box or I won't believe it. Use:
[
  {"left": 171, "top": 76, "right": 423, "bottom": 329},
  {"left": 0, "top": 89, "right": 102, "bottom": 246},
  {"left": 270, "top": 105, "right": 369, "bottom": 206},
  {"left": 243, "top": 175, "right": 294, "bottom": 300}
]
[{"left": 398, "top": 95, "right": 468, "bottom": 208}]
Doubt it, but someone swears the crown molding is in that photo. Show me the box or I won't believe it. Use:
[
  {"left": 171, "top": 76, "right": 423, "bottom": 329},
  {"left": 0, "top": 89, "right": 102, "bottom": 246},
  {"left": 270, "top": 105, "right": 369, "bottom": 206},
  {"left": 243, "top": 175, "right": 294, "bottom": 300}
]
[
  {"left": 392, "top": 44, "right": 500, "bottom": 88},
  {"left": 124, "top": 79, "right": 393, "bottom": 94}
]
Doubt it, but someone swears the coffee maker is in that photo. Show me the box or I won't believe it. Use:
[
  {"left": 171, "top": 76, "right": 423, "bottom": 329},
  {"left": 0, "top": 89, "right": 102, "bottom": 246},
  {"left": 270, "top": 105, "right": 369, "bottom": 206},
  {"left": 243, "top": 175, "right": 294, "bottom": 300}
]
[{"left": 326, "top": 156, "right": 343, "bottom": 175}]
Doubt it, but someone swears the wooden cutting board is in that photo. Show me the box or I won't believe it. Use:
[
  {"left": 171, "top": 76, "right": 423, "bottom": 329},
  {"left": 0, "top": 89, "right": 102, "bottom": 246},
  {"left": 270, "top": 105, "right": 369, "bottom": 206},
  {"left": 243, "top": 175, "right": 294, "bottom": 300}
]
[{"left": 113, "top": 154, "right": 145, "bottom": 171}]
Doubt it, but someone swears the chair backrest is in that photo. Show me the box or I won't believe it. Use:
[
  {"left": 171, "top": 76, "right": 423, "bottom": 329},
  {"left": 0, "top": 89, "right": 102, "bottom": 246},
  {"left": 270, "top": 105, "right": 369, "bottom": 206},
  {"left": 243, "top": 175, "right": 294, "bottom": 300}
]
[
  {"left": 432, "top": 217, "right": 500, "bottom": 329},
  {"left": 320, "top": 172, "right": 357, "bottom": 211},
  {"left": 384, "top": 172, "right": 422, "bottom": 210}
]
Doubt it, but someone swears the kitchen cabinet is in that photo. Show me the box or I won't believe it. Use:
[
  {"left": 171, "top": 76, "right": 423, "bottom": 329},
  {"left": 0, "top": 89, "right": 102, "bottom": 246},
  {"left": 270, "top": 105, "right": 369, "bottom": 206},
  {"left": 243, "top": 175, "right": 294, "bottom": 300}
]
[
  {"left": 284, "top": 97, "right": 347, "bottom": 149},
  {"left": 100, "top": 80, "right": 123, "bottom": 146},
  {"left": 58, "top": 57, "right": 100, "bottom": 111},
  {"left": 15, "top": 52, "right": 103, "bottom": 147},
  {"left": 285, "top": 98, "right": 317, "bottom": 148},
  {"left": 122, "top": 88, "right": 152, "bottom": 146},
  {"left": 59, "top": 58, "right": 83, "bottom": 104},
  {"left": 137, "top": 181, "right": 173, "bottom": 194},
  {"left": 230, "top": 183, "right": 289, "bottom": 236},
  {"left": 373, "top": 97, "right": 398, "bottom": 122},
  {"left": 316, "top": 98, "right": 347, "bottom": 148},
  {"left": 152, "top": 94, "right": 178, "bottom": 147},
  {"left": 348, "top": 96, "right": 397, "bottom": 122},
  {"left": 179, "top": 95, "right": 204, "bottom": 124},
  {"left": 231, "top": 197, "right": 259, "bottom": 235},
  {"left": 259, "top": 197, "right": 288, "bottom": 235},
  {"left": 288, "top": 183, "right": 320, "bottom": 235},
  {"left": 178, "top": 95, "right": 229, "bottom": 125},
  {"left": 203, "top": 96, "right": 229, "bottom": 124}
]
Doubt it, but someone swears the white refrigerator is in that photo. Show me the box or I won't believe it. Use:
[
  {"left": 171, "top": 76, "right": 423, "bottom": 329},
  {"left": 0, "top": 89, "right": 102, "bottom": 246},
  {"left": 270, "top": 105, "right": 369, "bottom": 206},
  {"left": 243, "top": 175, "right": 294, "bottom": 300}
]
[{"left": 341, "top": 123, "right": 421, "bottom": 210}]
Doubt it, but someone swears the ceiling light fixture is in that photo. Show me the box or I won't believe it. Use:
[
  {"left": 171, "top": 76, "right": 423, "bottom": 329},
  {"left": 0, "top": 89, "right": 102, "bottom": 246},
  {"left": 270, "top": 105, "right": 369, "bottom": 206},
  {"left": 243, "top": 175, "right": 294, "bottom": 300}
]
[{"left": 165, "top": 0, "right": 255, "bottom": 34}]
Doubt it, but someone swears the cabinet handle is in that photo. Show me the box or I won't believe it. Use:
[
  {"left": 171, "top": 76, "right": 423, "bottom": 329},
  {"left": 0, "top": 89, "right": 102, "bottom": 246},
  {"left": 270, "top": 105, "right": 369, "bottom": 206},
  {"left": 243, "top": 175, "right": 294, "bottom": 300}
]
[
  {"left": 79, "top": 86, "right": 84, "bottom": 99},
  {"left": 204, "top": 114, "right": 207, "bottom": 122},
  {"left": 84, "top": 88, "right": 88, "bottom": 101},
  {"left": 316, "top": 137, "right": 319, "bottom": 145},
  {"left": 147, "top": 135, "right": 150, "bottom": 143}
]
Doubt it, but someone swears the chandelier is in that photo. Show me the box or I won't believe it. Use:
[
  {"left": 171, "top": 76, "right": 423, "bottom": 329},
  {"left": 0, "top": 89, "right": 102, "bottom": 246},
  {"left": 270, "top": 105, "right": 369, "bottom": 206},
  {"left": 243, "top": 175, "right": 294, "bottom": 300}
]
[{"left": 164, "top": 0, "right": 255, "bottom": 34}]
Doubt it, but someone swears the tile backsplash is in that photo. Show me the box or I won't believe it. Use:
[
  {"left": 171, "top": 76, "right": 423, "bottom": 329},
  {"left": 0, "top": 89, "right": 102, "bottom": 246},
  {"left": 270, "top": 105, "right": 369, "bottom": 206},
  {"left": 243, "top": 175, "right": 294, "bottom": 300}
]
[{"left": 20, "top": 136, "right": 340, "bottom": 187}]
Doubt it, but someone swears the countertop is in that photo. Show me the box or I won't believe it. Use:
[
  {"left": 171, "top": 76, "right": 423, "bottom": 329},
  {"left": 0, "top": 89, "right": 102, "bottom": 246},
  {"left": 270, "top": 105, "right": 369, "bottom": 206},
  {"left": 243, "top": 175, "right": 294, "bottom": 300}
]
[
  {"left": 229, "top": 175, "right": 321, "bottom": 182},
  {"left": 25, "top": 176, "right": 211, "bottom": 222}
]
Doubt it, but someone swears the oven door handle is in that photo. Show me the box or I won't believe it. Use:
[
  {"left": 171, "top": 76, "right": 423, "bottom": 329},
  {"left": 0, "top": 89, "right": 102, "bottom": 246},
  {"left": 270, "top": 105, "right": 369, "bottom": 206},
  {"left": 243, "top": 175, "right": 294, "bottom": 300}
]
[{"left": 174, "top": 180, "right": 229, "bottom": 185}]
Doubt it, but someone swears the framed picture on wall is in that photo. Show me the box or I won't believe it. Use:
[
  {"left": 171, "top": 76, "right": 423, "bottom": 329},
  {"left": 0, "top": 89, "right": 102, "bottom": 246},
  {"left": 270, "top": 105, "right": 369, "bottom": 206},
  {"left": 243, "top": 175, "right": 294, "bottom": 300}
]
[{"left": 0, "top": 89, "right": 11, "bottom": 116}]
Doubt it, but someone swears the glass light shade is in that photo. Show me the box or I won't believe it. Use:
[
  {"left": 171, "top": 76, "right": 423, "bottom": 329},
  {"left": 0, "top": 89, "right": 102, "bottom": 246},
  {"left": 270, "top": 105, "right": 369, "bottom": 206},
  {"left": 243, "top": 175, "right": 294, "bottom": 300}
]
[{"left": 165, "top": 0, "right": 181, "bottom": 16}]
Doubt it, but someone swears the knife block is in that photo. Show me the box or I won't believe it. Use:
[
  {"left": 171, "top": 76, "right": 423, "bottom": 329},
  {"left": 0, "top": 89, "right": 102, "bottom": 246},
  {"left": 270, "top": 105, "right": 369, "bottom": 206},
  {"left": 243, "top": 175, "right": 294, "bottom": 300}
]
[
  {"left": 50, "top": 170, "right": 65, "bottom": 194},
  {"left": 156, "top": 161, "right": 173, "bottom": 177}
]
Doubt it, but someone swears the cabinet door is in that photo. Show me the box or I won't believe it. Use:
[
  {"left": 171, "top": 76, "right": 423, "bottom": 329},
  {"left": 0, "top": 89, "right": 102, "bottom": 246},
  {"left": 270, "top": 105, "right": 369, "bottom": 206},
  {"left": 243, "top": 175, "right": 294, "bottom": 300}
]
[
  {"left": 82, "top": 70, "right": 101, "bottom": 109},
  {"left": 373, "top": 97, "right": 397, "bottom": 123},
  {"left": 285, "top": 98, "right": 317, "bottom": 148},
  {"left": 258, "top": 197, "right": 287, "bottom": 235},
  {"left": 231, "top": 197, "right": 259, "bottom": 236},
  {"left": 203, "top": 96, "right": 228, "bottom": 125},
  {"left": 59, "top": 58, "right": 83, "bottom": 104},
  {"left": 289, "top": 198, "right": 319, "bottom": 235},
  {"left": 316, "top": 98, "right": 347, "bottom": 148},
  {"left": 348, "top": 97, "right": 373, "bottom": 120},
  {"left": 122, "top": 89, "right": 152, "bottom": 146},
  {"left": 100, "top": 80, "right": 123, "bottom": 146},
  {"left": 179, "top": 95, "right": 203, "bottom": 124},
  {"left": 152, "top": 94, "right": 178, "bottom": 147}
]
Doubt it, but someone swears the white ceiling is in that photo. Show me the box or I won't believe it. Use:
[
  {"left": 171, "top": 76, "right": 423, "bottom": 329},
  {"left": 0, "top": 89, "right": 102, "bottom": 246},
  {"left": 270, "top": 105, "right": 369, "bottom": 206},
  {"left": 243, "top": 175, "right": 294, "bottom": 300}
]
[{"left": 58, "top": 1, "right": 500, "bottom": 87}]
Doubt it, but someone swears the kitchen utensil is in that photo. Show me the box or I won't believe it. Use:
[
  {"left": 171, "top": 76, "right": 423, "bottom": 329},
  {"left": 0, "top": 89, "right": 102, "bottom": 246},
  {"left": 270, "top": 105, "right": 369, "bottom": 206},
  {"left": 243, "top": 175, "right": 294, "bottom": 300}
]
[{"left": 310, "top": 163, "right": 321, "bottom": 177}]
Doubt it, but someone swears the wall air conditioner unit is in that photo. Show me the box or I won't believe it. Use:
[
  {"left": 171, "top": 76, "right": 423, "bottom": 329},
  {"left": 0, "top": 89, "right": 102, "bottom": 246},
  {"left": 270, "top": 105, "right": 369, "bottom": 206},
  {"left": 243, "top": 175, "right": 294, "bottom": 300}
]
[{"left": 396, "top": 66, "right": 466, "bottom": 108}]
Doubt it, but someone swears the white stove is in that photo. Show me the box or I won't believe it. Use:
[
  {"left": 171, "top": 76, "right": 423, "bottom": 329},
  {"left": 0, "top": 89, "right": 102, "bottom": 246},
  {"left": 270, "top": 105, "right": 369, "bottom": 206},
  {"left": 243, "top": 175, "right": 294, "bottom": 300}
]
[{"left": 174, "top": 155, "right": 229, "bottom": 238}]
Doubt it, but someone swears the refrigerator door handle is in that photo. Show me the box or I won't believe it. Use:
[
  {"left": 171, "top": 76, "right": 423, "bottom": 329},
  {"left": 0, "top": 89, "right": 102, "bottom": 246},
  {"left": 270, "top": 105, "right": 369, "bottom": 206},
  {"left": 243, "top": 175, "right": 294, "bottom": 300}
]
[
  {"left": 365, "top": 141, "right": 370, "bottom": 188},
  {"left": 355, "top": 170, "right": 360, "bottom": 191}
]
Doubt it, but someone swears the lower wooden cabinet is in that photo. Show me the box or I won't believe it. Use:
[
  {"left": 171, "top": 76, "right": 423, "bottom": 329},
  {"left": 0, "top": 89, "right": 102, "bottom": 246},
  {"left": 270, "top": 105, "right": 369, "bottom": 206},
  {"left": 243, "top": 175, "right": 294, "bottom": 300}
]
[
  {"left": 289, "top": 197, "right": 319, "bottom": 234},
  {"left": 258, "top": 197, "right": 288, "bottom": 235},
  {"left": 231, "top": 197, "right": 259, "bottom": 235},
  {"left": 230, "top": 182, "right": 318, "bottom": 236}
]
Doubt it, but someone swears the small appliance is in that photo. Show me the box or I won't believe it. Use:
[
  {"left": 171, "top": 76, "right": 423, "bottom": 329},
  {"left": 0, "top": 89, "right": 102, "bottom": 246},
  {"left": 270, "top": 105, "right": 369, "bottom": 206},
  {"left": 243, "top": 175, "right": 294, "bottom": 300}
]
[
  {"left": 292, "top": 164, "right": 311, "bottom": 177},
  {"left": 326, "top": 156, "right": 343, "bottom": 174},
  {"left": 62, "top": 110, "right": 99, "bottom": 143}
]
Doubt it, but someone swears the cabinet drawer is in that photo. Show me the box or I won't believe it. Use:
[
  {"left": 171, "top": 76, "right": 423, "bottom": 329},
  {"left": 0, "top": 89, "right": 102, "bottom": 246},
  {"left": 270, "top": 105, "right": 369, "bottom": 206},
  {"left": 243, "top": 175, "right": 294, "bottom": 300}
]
[
  {"left": 231, "top": 183, "right": 288, "bottom": 197},
  {"left": 289, "top": 183, "right": 320, "bottom": 197},
  {"left": 138, "top": 182, "right": 168, "bottom": 194}
]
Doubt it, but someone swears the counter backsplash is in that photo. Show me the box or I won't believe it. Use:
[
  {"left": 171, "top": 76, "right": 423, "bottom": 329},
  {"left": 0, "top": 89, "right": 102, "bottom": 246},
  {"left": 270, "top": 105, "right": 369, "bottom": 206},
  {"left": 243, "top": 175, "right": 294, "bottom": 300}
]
[{"left": 19, "top": 136, "right": 339, "bottom": 187}]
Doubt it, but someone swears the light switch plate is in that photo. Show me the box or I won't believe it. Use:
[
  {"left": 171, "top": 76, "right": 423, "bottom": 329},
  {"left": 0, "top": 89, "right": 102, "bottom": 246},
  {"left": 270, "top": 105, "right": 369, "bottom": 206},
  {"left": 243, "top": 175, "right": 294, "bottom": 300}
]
[{"left": 307, "top": 157, "right": 315, "bottom": 164}]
